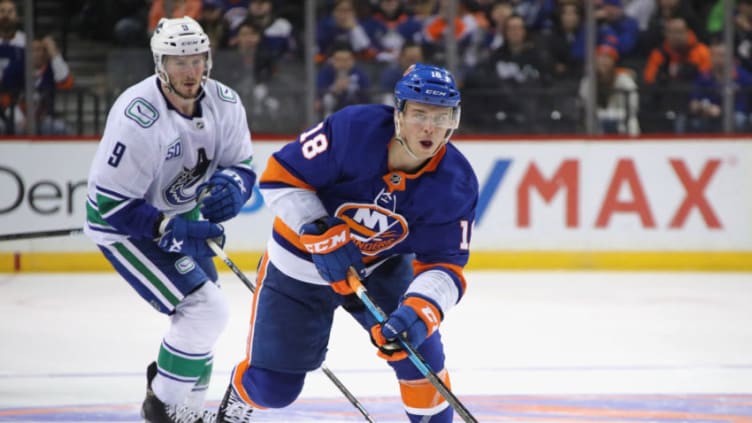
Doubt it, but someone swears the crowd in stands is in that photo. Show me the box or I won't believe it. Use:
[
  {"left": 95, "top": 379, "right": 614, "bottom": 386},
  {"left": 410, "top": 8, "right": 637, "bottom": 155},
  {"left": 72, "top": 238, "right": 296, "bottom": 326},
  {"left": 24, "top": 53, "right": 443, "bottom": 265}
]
[
  {"left": 0, "top": 0, "right": 74, "bottom": 135},
  {"left": 6, "top": 0, "right": 752, "bottom": 135}
]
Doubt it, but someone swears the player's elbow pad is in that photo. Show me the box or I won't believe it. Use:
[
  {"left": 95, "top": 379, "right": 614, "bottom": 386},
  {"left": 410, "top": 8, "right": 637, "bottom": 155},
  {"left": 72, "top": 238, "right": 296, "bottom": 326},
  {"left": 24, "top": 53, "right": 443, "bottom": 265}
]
[{"left": 102, "top": 198, "right": 162, "bottom": 240}]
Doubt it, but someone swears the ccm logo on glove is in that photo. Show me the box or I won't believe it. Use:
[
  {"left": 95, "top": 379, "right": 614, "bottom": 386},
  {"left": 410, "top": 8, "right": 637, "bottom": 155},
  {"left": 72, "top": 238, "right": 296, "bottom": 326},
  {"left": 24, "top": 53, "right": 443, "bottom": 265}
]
[
  {"left": 300, "top": 216, "right": 365, "bottom": 295},
  {"left": 302, "top": 226, "right": 350, "bottom": 254}
]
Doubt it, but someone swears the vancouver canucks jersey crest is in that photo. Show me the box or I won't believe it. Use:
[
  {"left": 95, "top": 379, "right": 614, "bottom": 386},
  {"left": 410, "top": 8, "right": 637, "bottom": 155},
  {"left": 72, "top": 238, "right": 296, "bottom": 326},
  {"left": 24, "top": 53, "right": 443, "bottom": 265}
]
[
  {"left": 163, "top": 147, "right": 210, "bottom": 206},
  {"left": 335, "top": 188, "right": 409, "bottom": 256}
]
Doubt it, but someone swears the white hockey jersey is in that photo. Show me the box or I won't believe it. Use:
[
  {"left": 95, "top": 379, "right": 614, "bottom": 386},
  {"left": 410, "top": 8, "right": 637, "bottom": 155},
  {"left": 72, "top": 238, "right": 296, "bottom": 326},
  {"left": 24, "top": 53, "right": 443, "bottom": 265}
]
[{"left": 85, "top": 75, "right": 253, "bottom": 245}]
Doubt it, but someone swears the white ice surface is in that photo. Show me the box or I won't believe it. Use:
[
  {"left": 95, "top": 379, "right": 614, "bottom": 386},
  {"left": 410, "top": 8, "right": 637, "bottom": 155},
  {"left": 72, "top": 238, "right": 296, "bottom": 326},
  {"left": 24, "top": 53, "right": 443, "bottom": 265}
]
[{"left": 1, "top": 270, "right": 751, "bottom": 420}]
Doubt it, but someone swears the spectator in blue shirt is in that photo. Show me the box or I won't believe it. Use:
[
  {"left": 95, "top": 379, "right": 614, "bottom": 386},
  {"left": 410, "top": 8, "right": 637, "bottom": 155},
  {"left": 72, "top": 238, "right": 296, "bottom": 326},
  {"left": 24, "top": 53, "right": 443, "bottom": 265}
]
[
  {"left": 316, "top": 42, "right": 371, "bottom": 117},
  {"left": 242, "top": 0, "right": 296, "bottom": 60},
  {"left": 395, "top": 0, "right": 437, "bottom": 47},
  {"left": 0, "top": 0, "right": 24, "bottom": 127},
  {"left": 689, "top": 41, "right": 752, "bottom": 132},
  {"left": 19, "top": 35, "right": 74, "bottom": 135},
  {"left": 511, "top": 0, "right": 556, "bottom": 31},
  {"left": 596, "top": 0, "right": 640, "bottom": 58},
  {"left": 316, "top": 0, "right": 380, "bottom": 63}
]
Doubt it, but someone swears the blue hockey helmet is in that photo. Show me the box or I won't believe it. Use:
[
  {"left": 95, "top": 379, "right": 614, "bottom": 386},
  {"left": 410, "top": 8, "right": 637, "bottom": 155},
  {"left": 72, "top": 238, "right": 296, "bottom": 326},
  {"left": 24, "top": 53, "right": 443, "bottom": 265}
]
[{"left": 394, "top": 63, "right": 461, "bottom": 111}]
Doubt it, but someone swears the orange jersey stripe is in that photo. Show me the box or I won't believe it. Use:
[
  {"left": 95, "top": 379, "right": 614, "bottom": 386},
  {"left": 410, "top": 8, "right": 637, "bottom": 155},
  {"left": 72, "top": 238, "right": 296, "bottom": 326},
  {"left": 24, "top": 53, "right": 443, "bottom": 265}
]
[
  {"left": 231, "top": 253, "right": 269, "bottom": 409},
  {"left": 230, "top": 359, "right": 267, "bottom": 409},
  {"left": 260, "top": 155, "right": 315, "bottom": 190},
  {"left": 399, "top": 369, "right": 451, "bottom": 409},
  {"left": 273, "top": 217, "right": 308, "bottom": 253},
  {"left": 245, "top": 252, "right": 269, "bottom": 359}
]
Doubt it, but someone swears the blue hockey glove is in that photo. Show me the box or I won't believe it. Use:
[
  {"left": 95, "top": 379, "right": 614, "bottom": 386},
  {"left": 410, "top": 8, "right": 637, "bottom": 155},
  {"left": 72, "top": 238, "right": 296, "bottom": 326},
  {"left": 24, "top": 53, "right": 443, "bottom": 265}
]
[
  {"left": 299, "top": 216, "right": 365, "bottom": 295},
  {"left": 370, "top": 296, "right": 443, "bottom": 361},
  {"left": 157, "top": 216, "right": 225, "bottom": 257},
  {"left": 199, "top": 168, "right": 252, "bottom": 223}
]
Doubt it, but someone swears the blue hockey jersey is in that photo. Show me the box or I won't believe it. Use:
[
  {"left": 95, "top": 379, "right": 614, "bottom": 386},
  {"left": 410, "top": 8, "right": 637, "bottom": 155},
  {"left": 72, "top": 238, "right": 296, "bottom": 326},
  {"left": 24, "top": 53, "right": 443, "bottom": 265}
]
[{"left": 260, "top": 104, "right": 478, "bottom": 307}]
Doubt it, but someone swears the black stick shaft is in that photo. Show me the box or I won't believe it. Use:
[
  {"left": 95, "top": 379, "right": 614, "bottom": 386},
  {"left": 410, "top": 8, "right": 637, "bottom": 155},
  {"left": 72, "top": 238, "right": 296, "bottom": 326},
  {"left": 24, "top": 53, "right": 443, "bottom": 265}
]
[{"left": 0, "top": 227, "right": 84, "bottom": 241}]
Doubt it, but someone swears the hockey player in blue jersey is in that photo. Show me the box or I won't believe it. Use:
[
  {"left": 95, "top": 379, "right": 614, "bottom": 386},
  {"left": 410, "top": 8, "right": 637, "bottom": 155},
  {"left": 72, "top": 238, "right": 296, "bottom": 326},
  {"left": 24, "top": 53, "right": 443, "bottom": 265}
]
[
  {"left": 213, "top": 63, "right": 478, "bottom": 423},
  {"left": 84, "top": 17, "right": 256, "bottom": 423}
]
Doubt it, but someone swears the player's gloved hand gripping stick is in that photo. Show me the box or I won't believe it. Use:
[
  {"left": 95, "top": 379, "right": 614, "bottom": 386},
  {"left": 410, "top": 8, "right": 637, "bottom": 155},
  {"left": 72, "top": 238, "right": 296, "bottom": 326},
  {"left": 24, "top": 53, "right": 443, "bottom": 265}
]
[
  {"left": 300, "top": 216, "right": 366, "bottom": 295},
  {"left": 346, "top": 267, "right": 479, "bottom": 423},
  {"left": 369, "top": 295, "right": 440, "bottom": 361},
  {"left": 198, "top": 167, "right": 254, "bottom": 223},
  {"left": 156, "top": 216, "right": 225, "bottom": 257}
]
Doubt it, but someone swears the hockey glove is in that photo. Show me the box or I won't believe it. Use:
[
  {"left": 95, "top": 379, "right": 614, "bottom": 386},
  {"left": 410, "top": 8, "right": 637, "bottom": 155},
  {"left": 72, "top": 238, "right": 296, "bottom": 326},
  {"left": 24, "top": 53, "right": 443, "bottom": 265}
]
[
  {"left": 370, "top": 296, "right": 443, "bottom": 361},
  {"left": 299, "top": 216, "right": 365, "bottom": 295},
  {"left": 199, "top": 168, "right": 253, "bottom": 223},
  {"left": 157, "top": 216, "right": 225, "bottom": 257}
]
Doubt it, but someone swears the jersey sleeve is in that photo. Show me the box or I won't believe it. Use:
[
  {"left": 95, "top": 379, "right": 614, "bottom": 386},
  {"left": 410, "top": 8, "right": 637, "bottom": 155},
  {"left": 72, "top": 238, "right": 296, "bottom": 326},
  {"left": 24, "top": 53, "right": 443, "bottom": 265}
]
[
  {"left": 260, "top": 112, "right": 350, "bottom": 192},
  {"left": 406, "top": 158, "right": 478, "bottom": 315},
  {"left": 213, "top": 81, "right": 254, "bottom": 169}
]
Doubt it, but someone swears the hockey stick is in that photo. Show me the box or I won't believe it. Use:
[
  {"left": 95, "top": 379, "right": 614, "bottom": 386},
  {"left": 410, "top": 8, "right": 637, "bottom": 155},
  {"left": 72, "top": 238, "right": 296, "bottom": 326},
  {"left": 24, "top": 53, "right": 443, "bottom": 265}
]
[
  {"left": 0, "top": 227, "right": 84, "bottom": 241},
  {"left": 206, "top": 239, "right": 376, "bottom": 423},
  {"left": 346, "top": 267, "right": 478, "bottom": 423}
]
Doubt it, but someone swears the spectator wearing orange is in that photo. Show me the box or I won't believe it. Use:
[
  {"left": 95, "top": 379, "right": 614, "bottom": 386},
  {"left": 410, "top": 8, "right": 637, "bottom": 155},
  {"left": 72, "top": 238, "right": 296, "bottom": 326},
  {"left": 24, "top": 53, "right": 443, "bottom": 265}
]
[
  {"left": 642, "top": 17, "right": 710, "bottom": 132},
  {"left": 643, "top": 17, "right": 710, "bottom": 84},
  {"left": 643, "top": 0, "right": 705, "bottom": 52},
  {"left": 148, "top": 0, "right": 202, "bottom": 34},
  {"left": 421, "top": 0, "right": 483, "bottom": 69}
]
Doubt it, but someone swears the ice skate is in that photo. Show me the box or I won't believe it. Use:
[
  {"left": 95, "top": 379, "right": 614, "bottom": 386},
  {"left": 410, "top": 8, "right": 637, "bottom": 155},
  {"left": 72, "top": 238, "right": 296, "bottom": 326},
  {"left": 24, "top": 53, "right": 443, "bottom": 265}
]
[
  {"left": 141, "top": 362, "right": 215, "bottom": 423},
  {"left": 215, "top": 384, "right": 254, "bottom": 423}
]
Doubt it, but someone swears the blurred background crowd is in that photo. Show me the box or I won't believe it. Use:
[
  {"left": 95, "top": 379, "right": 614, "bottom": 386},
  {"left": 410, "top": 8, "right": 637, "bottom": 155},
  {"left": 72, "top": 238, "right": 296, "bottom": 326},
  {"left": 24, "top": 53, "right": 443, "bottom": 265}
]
[{"left": 0, "top": 0, "right": 746, "bottom": 136}]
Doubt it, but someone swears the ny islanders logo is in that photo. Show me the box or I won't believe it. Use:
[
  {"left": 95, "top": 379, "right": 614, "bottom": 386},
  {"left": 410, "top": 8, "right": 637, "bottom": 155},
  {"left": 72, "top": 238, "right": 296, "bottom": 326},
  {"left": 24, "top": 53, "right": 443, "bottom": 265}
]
[{"left": 335, "top": 189, "right": 409, "bottom": 256}]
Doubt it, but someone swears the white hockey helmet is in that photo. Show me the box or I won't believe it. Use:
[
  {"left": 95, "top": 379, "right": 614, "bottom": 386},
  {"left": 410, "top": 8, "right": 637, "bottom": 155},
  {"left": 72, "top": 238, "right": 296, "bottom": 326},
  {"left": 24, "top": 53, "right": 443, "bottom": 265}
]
[{"left": 150, "top": 16, "right": 212, "bottom": 87}]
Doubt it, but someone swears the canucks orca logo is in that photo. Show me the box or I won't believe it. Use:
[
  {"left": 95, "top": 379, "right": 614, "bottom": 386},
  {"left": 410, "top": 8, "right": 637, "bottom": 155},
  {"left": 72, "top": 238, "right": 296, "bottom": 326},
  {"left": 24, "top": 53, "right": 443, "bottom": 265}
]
[
  {"left": 164, "top": 148, "right": 211, "bottom": 206},
  {"left": 335, "top": 203, "right": 409, "bottom": 256}
]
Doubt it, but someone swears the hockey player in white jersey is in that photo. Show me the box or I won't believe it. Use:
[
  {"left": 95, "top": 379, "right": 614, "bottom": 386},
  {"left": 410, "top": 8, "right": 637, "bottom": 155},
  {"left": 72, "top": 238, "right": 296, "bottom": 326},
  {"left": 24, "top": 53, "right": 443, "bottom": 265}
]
[{"left": 84, "top": 16, "right": 256, "bottom": 423}]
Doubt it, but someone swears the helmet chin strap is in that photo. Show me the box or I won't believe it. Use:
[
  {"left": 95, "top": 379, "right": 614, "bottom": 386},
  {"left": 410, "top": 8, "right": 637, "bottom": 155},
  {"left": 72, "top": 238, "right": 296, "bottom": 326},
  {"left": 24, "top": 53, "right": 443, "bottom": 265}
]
[{"left": 394, "top": 116, "right": 420, "bottom": 160}]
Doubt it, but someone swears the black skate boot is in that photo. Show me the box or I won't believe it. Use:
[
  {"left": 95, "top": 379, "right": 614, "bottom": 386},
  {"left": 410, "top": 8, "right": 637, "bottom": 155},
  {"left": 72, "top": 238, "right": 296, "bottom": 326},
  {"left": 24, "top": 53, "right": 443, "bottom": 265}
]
[
  {"left": 215, "top": 384, "right": 254, "bottom": 423},
  {"left": 141, "top": 362, "right": 214, "bottom": 423}
]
